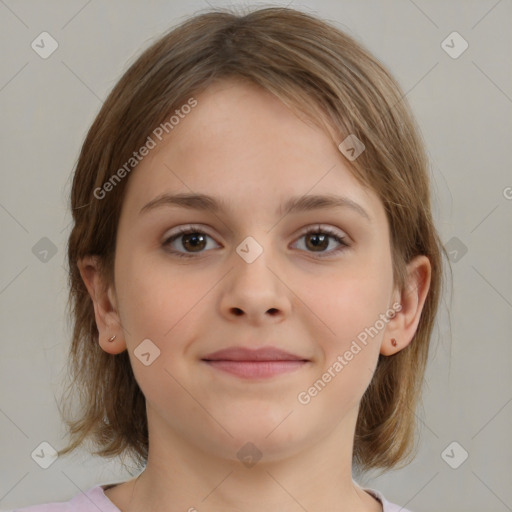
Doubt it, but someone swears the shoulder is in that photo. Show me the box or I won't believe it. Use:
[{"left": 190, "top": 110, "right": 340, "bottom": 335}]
[
  {"left": 7, "top": 484, "right": 120, "bottom": 512},
  {"left": 364, "top": 487, "right": 414, "bottom": 512}
]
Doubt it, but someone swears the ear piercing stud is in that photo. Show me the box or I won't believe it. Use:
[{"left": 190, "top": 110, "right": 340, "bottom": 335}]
[{"left": 107, "top": 335, "right": 116, "bottom": 343}]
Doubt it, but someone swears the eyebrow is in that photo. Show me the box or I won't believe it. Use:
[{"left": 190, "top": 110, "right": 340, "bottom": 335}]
[{"left": 139, "top": 192, "right": 371, "bottom": 222}]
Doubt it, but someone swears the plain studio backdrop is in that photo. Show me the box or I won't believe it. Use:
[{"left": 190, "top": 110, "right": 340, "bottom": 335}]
[{"left": 0, "top": 1, "right": 511, "bottom": 511}]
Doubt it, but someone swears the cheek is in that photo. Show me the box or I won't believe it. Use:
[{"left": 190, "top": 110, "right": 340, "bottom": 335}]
[
  {"left": 115, "top": 251, "right": 190, "bottom": 335},
  {"left": 297, "top": 250, "right": 393, "bottom": 399},
  {"left": 296, "top": 275, "right": 389, "bottom": 414},
  {"left": 303, "top": 258, "right": 393, "bottom": 344},
  {"left": 114, "top": 255, "right": 206, "bottom": 402}
]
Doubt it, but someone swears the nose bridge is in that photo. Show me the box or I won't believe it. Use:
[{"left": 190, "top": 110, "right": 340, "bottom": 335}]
[
  {"left": 221, "top": 233, "right": 290, "bottom": 321},
  {"left": 233, "top": 234, "right": 279, "bottom": 293}
]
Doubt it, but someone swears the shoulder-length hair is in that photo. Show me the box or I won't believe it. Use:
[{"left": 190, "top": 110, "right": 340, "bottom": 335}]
[{"left": 58, "top": 6, "right": 447, "bottom": 472}]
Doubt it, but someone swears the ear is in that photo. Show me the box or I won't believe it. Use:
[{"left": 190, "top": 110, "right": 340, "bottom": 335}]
[
  {"left": 380, "top": 255, "right": 431, "bottom": 356},
  {"left": 77, "top": 255, "right": 127, "bottom": 355}
]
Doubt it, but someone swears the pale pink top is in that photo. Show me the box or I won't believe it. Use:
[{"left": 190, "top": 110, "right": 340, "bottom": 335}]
[{"left": 9, "top": 483, "right": 412, "bottom": 511}]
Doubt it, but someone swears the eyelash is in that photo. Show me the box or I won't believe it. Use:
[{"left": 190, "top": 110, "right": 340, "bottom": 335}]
[{"left": 162, "top": 224, "right": 349, "bottom": 259}]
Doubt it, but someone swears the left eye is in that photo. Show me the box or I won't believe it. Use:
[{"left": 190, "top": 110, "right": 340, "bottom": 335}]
[
  {"left": 162, "top": 225, "right": 349, "bottom": 258},
  {"left": 291, "top": 226, "right": 349, "bottom": 257}
]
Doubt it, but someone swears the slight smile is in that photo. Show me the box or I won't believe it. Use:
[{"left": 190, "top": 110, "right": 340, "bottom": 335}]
[{"left": 201, "top": 346, "right": 310, "bottom": 379}]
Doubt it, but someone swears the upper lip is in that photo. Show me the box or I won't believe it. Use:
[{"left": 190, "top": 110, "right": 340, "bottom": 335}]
[{"left": 202, "top": 347, "right": 308, "bottom": 362}]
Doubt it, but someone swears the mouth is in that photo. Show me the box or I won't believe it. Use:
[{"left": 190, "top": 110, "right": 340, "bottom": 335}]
[{"left": 201, "top": 346, "right": 310, "bottom": 379}]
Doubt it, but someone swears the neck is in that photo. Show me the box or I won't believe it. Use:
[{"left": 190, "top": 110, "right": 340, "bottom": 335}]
[{"left": 109, "top": 406, "right": 382, "bottom": 512}]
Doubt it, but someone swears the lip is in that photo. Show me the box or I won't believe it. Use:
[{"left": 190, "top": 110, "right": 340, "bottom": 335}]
[
  {"left": 201, "top": 346, "right": 309, "bottom": 379},
  {"left": 203, "top": 347, "right": 306, "bottom": 361}
]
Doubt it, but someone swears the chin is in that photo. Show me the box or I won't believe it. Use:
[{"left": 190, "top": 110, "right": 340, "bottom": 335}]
[{"left": 210, "top": 414, "right": 313, "bottom": 463}]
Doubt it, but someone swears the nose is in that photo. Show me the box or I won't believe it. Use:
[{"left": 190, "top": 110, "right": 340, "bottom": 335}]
[{"left": 219, "top": 243, "right": 292, "bottom": 325}]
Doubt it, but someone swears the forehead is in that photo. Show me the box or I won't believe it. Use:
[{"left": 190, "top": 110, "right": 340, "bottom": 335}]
[{"left": 120, "top": 79, "right": 383, "bottom": 224}]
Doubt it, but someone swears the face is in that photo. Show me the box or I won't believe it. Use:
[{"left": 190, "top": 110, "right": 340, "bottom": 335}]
[{"left": 103, "top": 80, "right": 403, "bottom": 463}]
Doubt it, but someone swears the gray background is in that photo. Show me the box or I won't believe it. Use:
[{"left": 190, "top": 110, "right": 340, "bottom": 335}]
[{"left": 1, "top": 1, "right": 511, "bottom": 511}]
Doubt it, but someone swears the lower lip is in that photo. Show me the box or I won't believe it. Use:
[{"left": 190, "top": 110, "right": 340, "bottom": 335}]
[{"left": 203, "top": 360, "right": 307, "bottom": 379}]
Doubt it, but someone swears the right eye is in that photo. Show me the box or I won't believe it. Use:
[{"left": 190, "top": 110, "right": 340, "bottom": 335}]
[{"left": 162, "top": 226, "right": 221, "bottom": 258}]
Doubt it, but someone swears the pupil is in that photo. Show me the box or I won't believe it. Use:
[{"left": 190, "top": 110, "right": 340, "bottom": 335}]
[
  {"left": 307, "top": 234, "right": 328, "bottom": 251},
  {"left": 183, "top": 233, "right": 205, "bottom": 251}
]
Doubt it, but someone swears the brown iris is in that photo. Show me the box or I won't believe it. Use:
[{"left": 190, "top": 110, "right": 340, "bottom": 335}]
[
  {"left": 305, "top": 233, "right": 329, "bottom": 252},
  {"left": 181, "top": 233, "right": 207, "bottom": 252}
]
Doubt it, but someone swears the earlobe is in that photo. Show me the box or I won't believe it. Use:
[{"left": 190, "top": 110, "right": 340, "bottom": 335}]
[
  {"left": 100, "top": 333, "right": 126, "bottom": 355},
  {"left": 380, "top": 255, "right": 431, "bottom": 356},
  {"left": 77, "top": 256, "right": 127, "bottom": 355}
]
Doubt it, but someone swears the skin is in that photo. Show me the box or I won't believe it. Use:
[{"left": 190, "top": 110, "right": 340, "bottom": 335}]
[{"left": 79, "top": 79, "right": 431, "bottom": 512}]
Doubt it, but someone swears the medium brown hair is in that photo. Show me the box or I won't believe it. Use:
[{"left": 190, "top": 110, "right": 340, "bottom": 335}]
[{"left": 58, "top": 6, "right": 448, "bottom": 472}]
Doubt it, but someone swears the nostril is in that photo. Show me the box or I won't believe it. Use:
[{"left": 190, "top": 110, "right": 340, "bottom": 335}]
[{"left": 230, "top": 307, "right": 279, "bottom": 316}]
